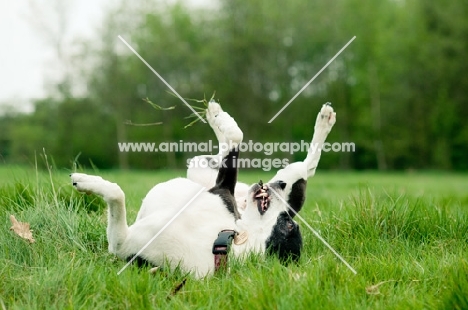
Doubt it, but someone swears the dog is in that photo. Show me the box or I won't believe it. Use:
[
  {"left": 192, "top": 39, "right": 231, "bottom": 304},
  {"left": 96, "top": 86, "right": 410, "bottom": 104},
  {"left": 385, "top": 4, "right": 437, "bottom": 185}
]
[{"left": 71, "top": 102, "right": 335, "bottom": 278}]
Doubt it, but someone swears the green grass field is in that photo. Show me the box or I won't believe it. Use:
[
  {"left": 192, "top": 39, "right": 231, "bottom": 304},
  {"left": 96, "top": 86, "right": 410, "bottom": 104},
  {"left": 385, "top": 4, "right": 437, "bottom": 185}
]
[{"left": 1, "top": 165, "right": 467, "bottom": 309}]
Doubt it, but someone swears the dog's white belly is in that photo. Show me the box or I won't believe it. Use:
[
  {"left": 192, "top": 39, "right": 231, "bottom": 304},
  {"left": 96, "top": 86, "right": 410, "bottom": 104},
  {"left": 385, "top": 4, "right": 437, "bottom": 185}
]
[{"left": 120, "top": 178, "right": 236, "bottom": 277}]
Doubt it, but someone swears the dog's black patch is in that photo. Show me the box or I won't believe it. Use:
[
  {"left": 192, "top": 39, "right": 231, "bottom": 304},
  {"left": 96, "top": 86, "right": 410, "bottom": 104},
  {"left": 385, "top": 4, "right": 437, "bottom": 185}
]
[
  {"left": 265, "top": 212, "right": 302, "bottom": 262},
  {"left": 287, "top": 178, "right": 307, "bottom": 217},
  {"left": 126, "top": 255, "right": 155, "bottom": 268},
  {"left": 209, "top": 148, "right": 241, "bottom": 219},
  {"left": 210, "top": 189, "right": 239, "bottom": 219}
]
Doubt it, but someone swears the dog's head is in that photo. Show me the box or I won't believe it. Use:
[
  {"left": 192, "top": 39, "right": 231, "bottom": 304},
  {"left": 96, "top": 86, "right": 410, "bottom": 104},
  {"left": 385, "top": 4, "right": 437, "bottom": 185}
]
[
  {"left": 249, "top": 180, "right": 287, "bottom": 216},
  {"left": 244, "top": 180, "right": 302, "bottom": 262}
]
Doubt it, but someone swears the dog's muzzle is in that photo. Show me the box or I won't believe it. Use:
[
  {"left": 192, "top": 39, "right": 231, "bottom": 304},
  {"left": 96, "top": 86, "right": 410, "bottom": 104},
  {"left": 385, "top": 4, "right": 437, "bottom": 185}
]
[{"left": 254, "top": 181, "right": 271, "bottom": 215}]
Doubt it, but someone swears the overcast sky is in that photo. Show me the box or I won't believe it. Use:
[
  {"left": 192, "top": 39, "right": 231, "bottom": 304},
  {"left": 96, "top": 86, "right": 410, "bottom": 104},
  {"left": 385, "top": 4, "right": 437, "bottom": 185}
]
[{"left": 0, "top": 0, "right": 211, "bottom": 112}]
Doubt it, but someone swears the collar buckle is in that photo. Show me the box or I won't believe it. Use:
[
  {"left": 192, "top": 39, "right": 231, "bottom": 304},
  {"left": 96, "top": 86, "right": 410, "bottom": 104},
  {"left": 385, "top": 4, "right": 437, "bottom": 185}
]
[{"left": 212, "top": 229, "right": 237, "bottom": 272}]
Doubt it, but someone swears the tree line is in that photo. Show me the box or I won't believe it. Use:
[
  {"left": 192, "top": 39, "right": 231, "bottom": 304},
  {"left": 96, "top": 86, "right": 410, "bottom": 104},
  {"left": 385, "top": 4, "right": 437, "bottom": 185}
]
[{"left": 1, "top": 0, "right": 467, "bottom": 170}]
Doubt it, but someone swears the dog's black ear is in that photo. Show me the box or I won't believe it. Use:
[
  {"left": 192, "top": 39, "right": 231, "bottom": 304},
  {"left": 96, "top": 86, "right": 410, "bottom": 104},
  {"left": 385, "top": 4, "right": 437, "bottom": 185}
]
[
  {"left": 265, "top": 212, "right": 302, "bottom": 263},
  {"left": 286, "top": 179, "right": 306, "bottom": 217}
]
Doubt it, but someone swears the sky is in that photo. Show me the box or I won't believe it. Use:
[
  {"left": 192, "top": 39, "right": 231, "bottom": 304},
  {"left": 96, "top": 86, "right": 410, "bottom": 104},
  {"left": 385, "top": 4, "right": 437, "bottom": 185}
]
[
  {"left": 0, "top": 0, "right": 110, "bottom": 111},
  {"left": 0, "top": 0, "right": 211, "bottom": 113}
]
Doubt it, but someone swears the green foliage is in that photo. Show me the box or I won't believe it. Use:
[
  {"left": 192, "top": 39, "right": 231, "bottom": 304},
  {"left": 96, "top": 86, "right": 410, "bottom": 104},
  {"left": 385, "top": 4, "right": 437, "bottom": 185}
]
[
  {"left": 441, "top": 263, "right": 468, "bottom": 310},
  {"left": 0, "top": 0, "right": 467, "bottom": 170},
  {"left": 0, "top": 182, "right": 35, "bottom": 212}
]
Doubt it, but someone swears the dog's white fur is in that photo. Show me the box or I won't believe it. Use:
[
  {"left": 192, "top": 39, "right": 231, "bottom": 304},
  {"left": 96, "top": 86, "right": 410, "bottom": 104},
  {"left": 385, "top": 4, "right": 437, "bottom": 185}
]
[
  {"left": 71, "top": 102, "right": 335, "bottom": 278},
  {"left": 187, "top": 103, "right": 336, "bottom": 211}
]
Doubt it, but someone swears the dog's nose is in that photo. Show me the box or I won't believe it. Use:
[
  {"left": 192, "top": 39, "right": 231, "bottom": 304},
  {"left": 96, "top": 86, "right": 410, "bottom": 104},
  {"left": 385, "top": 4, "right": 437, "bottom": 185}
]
[{"left": 277, "top": 180, "right": 287, "bottom": 190}]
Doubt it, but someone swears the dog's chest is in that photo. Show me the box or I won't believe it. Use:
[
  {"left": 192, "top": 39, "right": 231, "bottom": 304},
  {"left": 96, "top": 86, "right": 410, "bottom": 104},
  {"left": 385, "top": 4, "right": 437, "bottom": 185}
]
[{"left": 232, "top": 217, "right": 277, "bottom": 256}]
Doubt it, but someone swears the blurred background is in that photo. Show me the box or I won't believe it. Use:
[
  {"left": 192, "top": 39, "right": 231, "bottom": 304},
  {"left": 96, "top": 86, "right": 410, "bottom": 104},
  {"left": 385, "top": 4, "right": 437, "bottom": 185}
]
[{"left": 0, "top": 0, "right": 467, "bottom": 170}]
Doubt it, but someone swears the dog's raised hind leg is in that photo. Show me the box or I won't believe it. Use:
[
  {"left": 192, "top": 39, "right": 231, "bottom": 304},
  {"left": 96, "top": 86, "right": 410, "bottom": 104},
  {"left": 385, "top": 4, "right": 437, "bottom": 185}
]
[{"left": 71, "top": 173, "right": 128, "bottom": 254}]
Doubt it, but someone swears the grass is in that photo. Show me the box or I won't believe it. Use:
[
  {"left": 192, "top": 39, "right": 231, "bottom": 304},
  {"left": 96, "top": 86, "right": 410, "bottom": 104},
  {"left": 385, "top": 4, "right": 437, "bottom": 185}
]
[{"left": 0, "top": 165, "right": 467, "bottom": 309}]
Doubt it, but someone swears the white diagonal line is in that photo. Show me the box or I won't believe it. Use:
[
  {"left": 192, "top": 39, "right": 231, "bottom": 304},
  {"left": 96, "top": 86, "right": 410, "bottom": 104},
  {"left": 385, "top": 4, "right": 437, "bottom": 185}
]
[
  {"left": 118, "top": 35, "right": 206, "bottom": 123},
  {"left": 268, "top": 36, "right": 356, "bottom": 123},
  {"left": 269, "top": 187, "right": 357, "bottom": 275},
  {"left": 117, "top": 186, "right": 206, "bottom": 275}
]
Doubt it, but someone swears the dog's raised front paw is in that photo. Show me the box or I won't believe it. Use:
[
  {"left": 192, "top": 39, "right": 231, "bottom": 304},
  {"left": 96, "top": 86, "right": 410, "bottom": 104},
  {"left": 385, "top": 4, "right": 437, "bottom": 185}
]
[
  {"left": 206, "top": 100, "right": 223, "bottom": 126},
  {"left": 206, "top": 101, "right": 243, "bottom": 149},
  {"left": 206, "top": 100, "right": 226, "bottom": 146},
  {"left": 216, "top": 113, "right": 243, "bottom": 148},
  {"left": 315, "top": 102, "right": 336, "bottom": 132}
]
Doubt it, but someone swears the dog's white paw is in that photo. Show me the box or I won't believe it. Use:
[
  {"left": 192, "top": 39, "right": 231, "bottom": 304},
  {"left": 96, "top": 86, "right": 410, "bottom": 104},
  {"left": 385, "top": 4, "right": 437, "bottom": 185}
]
[
  {"left": 71, "top": 173, "right": 101, "bottom": 193},
  {"left": 216, "top": 114, "right": 243, "bottom": 148},
  {"left": 315, "top": 102, "right": 336, "bottom": 133},
  {"left": 206, "top": 101, "right": 243, "bottom": 149},
  {"left": 71, "top": 173, "right": 123, "bottom": 201},
  {"left": 206, "top": 100, "right": 223, "bottom": 126},
  {"left": 206, "top": 100, "right": 226, "bottom": 146}
]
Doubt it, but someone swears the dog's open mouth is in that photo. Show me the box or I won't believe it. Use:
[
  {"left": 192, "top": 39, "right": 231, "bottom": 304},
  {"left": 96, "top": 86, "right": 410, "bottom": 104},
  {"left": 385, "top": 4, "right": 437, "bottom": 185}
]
[{"left": 255, "top": 181, "right": 270, "bottom": 215}]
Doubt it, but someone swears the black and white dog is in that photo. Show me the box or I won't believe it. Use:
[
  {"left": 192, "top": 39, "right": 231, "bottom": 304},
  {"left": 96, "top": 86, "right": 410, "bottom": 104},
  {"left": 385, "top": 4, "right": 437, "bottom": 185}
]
[{"left": 71, "top": 102, "right": 335, "bottom": 278}]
